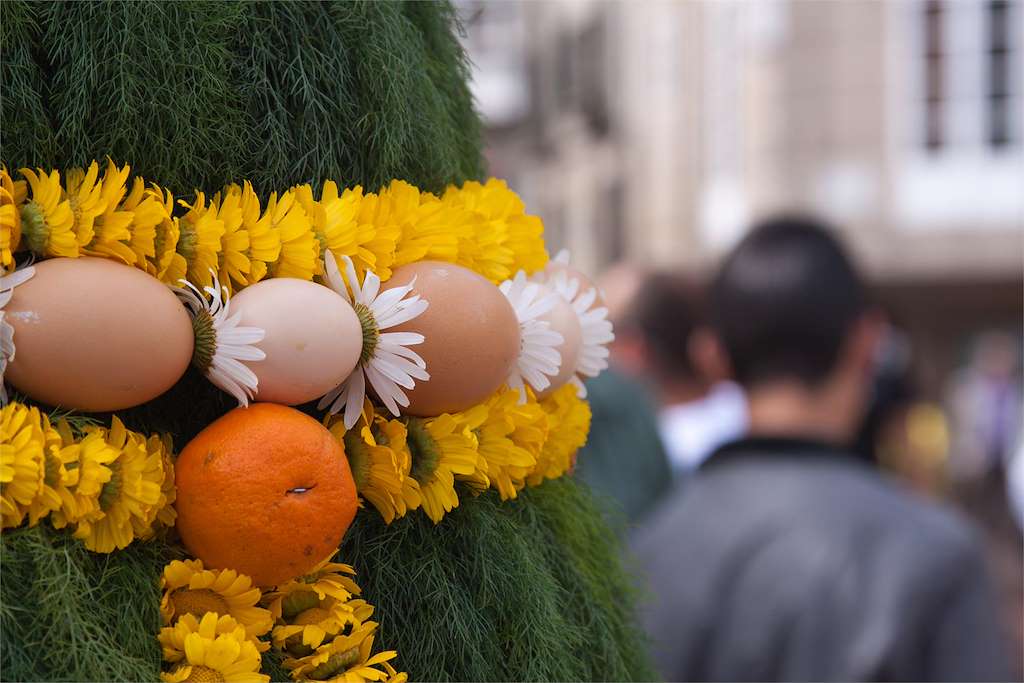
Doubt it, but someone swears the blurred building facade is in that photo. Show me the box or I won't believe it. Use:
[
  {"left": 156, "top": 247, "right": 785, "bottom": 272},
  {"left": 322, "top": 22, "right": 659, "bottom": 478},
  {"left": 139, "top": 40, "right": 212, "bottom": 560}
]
[{"left": 458, "top": 0, "right": 1023, "bottom": 398}]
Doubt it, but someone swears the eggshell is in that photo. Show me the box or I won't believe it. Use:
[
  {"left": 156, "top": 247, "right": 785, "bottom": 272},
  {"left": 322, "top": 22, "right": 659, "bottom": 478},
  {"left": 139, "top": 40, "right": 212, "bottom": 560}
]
[
  {"left": 535, "top": 294, "right": 583, "bottom": 398},
  {"left": 5, "top": 257, "right": 194, "bottom": 411},
  {"left": 229, "top": 278, "right": 361, "bottom": 405},
  {"left": 381, "top": 261, "right": 520, "bottom": 416}
]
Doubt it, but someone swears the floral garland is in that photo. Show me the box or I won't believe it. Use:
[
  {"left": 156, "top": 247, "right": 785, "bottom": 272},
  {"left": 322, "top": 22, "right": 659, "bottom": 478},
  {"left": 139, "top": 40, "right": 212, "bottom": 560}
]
[
  {"left": 0, "top": 401, "right": 175, "bottom": 550},
  {"left": 159, "top": 556, "right": 405, "bottom": 683},
  {"left": 1, "top": 161, "right": 547, "bottom": 289}
]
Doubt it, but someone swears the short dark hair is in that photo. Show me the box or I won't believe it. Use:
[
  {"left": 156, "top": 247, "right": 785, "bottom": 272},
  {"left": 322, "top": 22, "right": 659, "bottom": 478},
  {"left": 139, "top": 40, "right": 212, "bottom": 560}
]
[
  {"left": 622, "top": 272, "right": 706, "bottom": 380},
  {"left": 710, "top": 215, "right": 867, "bottom": 387}
]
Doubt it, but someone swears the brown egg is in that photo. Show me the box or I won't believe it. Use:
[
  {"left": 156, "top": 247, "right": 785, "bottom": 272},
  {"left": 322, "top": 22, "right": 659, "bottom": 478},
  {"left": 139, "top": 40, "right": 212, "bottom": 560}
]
[
  {"left": 228, "top": 278, "right": 362, "bottom": 405},
  {"left": 381, "top": 261, "right": 520, "bottom": 416},
  {"left": 535, "top": 294, "right": 583, "bottom": 398},
  {"left": 5, "top": 257, "right": 193, "bottom": 411}
]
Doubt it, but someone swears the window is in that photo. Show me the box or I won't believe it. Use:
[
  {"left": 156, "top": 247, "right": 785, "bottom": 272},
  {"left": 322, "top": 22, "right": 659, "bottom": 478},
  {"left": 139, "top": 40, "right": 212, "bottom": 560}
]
[
  {"left": 923, "top": 1, "right": 944, "bottom": 150},
  {"left": 987, "top": 0, "right": 1012, "bottom": 147}
]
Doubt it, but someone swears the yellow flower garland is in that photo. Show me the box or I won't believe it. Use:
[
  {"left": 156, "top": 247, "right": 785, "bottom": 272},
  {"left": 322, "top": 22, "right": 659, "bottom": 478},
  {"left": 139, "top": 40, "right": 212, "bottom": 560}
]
[
  {"left": 0, "top": 402, "right": 176, "bottom": 549},
  {"left": 2, "top": 164, "right": 549, "bottom": 287}
]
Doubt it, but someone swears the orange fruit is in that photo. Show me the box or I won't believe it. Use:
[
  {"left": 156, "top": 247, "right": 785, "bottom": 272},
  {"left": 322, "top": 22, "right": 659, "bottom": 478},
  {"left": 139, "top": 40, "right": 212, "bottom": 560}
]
[{"left": 175, "top": 403, "right": 357, "bottom": 587}]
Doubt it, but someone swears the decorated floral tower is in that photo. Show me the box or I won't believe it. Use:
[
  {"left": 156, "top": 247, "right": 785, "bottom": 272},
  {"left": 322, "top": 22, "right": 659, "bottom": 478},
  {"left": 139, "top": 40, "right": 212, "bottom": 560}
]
[{"left": 0, "top": 2, "right": 656, "bottom": 681}]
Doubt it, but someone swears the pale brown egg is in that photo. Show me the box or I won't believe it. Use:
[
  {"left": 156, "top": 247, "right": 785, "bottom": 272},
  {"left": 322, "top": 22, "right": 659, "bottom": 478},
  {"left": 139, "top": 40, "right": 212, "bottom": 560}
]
[
  {"left": 539, "top": 261, "right": 604, "bottom": 306},
  {"left": 5, "top": 257, "right": 193, "bottom": 411},
  {"left": 535, "top": 294, "right": 583, "bottom": 398},
  {"left": 381, "top": 261, "right": 520, "bottom": 416},
  {"left": 228, "top": 278, "right": 362, "bottom": 405}
]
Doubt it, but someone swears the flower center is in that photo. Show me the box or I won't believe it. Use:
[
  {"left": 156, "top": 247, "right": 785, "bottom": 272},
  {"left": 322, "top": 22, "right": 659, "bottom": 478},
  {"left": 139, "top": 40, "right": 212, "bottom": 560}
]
[
  {"left": 177, "top": 222, "right": 198, "bottom": 260},
  {"left": 308, "top": 646, "right": 362, "bottom": 680},
  {"left": 190, "top": 309, "right": 217, "bottom": 372},
  {"left": 98, "top": 460, "right": 123, "bottom": 511},
  {"left": 281, "top": 590, "right": 321, "bottom": 621},
  {"left": 183, "top": 665, "right": 225, "bottom": 683},
  {"left": 406, "top": 419, "right": 440, "bottom": 483},
  {"left": 170, "top": 588, "right": 230, "bottom": 619},
  {"left": 20, "top": 202, "right": 49, "bottom": 254},
  {"left": 43, "top": 449, "right": 63, "bottom": 488},
  {"left": 353, "top": 302, "right": 379, "bottom": 366}
]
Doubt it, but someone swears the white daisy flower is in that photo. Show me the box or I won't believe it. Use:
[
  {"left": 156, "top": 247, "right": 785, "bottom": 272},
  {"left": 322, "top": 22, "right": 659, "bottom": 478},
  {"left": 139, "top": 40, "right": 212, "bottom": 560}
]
[
  {"left": 499, "top": 270, "right": 564, "bottom": 400},
  {"left": 174, "top": 270, "right": 266, "bottom": 406},
  {"left": 544, "top": 250, "right": 614, "bottom": 397},
  {"left": 0, "top": 265, "right": 35, "bottom": 405},
  {"left": 318, "top": 252, "right": 429, "bottom": 429}
]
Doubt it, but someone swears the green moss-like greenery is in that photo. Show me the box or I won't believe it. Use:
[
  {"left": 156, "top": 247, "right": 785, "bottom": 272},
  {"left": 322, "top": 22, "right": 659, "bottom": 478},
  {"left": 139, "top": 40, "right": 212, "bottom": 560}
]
[
  {"left": 1, "top": 1, "right": 656, "bottom": 681},
  {"left": 1, "top": 0, "right": 482, "bottom": 196}
]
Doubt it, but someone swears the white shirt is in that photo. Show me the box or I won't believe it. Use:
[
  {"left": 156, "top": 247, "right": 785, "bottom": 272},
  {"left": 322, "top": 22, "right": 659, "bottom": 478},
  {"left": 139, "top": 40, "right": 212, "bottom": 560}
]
[{"left": 657, "top": 382, "right": 748, "bottom": 477}]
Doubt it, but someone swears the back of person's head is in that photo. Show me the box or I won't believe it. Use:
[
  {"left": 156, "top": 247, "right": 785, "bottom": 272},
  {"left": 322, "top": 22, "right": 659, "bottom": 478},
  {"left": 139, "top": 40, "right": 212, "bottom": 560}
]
[
  {"left": 621, "top": 272, "right": 706, "bottom": 382},
  {"left": 710, "top": 215, "right": 867, "bottom": 389}
]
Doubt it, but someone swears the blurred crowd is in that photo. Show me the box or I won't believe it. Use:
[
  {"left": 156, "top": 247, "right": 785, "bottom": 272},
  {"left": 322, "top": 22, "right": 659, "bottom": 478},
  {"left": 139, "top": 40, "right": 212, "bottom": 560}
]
[{"left": 573, "top": 215, "right": 1023, "bottom": 682}]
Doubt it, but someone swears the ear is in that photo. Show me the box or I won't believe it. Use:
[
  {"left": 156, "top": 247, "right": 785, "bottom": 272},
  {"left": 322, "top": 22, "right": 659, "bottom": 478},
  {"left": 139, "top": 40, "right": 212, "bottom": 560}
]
[
  {"left": 610, "top": 329, "right": 652, "bottom": 377},
  {"left": 847, "top": 311, "right": 887, "bottom": 377},
  {"left": 690, "top": 326, "right": 732, "bottom": 383}
]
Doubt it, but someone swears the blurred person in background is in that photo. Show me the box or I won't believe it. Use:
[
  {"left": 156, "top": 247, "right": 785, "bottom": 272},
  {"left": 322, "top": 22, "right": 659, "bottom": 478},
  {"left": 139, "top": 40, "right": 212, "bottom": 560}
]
[
  {"left": 633, "top": 216, "right": 1011, "bottom": 682},
  {"left": 573, "top": 264, "right": 672, "bottom": 526},
  {"left": 613, "top": 272, "right": 746, "bottom": 479}
]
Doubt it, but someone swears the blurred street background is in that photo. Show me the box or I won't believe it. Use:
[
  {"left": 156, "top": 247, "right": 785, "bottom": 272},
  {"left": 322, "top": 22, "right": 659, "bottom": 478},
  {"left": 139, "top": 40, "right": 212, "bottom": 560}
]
[{"left": 458, "top": 0, "right": 1022, "bottom": 675}]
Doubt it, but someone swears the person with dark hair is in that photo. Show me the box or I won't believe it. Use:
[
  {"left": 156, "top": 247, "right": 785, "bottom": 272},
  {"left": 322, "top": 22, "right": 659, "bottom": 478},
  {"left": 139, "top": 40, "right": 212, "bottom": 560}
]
[
  {"left": 633, "top": 215, "right": 1011, "bottom": 681},
  {"left": 615, "top": 272, "right": 746, "bottom": 477}
]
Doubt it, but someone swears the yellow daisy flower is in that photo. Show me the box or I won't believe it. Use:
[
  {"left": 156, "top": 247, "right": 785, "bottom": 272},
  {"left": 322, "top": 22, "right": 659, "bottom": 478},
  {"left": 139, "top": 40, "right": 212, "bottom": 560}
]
[
  {"left": 348, "top": 187, "right": 400, "bottom": 281},
  {"left": 449, "top": 404, "right": 491, "bottom": 495},
  {"left": 225, "top": 181, "right": 280, "bottom": 286},
  {"left": 119, "top": 176, "right": 163, "bottom": 266},
  {"left": 158, "top": 611, "right": 249, "bottom": 663},
  {"left": 267, "top": 189, "right": 318, "bottom": 281},
  {"left": 71, "top": 416, "right": 163, "bottom": 552},
  {"left": 370, "top": 413, "right": 421, "bottom": 518},
  {"left": 528, "top": 384, "right": 591, "bottom": 486},
  {"left": 177, "top": 191, "right": 226, "bottom": 290},
  {"left": 160, "top": 558, "right": 274, "bottom": 641},
  {"left": 18, "top": 167, "right": 76, "bottom": 257},
  {"left": 0, "top": 402, "right": 44, "bottom": 530},
  {"left": 25, "top": 411, "right": 76, "bottom": 526},
  {"left": 283, "top": 621, "right": 397, "bottom": 683},
  {"left": 296, "top": 181, "right": 386, "bottom": 282},
  {"left": 404, "top": 413, "right": 480, "bottom": 523},
  {"left": 48, "top": 421, "right": 119, "bottom": 530},
  {"left": 326, "top": 402, "right": 410, "bottom": 524},
  {"left": 210, "top": 188, "right": 251, "bottom": 293},
  {"left": 151, "top": 433, "right": 177, "bottom": 529},
  {"left": 443, "top": 178, "right": 548, "bottom": 277},
  {"left": 271, "top": 595, "right": 374, "bottom": 658},
  {"left": 386, "top": 180, "right": 468, "bottom": 270},
  {"left": 159, "top": 612, "right": 269, "bottom": 683},
  {"left": 1, "top": 166, "right": 25, "bottom": 267},
  {"left": 62, "top": 161, "right": 105, "bottom": 248},
  {"left": 471, "top": 390, "right": 538, "bottom": 501},
  {"left": 83, "top": 160, "right": 137, "bottom": 264},
  {"left": 263, "top": 556, "right": 361, "bottom": 622},
  {"left": 146, "top": 184, "right": 188, "bottom": 286}
]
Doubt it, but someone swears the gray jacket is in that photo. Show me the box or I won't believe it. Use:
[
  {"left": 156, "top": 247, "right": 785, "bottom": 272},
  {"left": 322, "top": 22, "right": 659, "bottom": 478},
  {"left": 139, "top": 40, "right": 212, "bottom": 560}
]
[{"left": 632, "top": 438, "right": 1012, "bottom": 682}]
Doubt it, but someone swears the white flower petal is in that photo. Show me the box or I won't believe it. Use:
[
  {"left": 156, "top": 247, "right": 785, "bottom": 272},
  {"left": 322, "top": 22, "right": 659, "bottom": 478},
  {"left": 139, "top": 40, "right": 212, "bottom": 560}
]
[
  {"left": 317, "top": 264, "right": 430, "bottom": 426},
  {"left": 174, "top": 269, "right": 265, "bottom": 407},
  {"left": 499, "top": 270, "right": 565, "bottom": 396}
]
